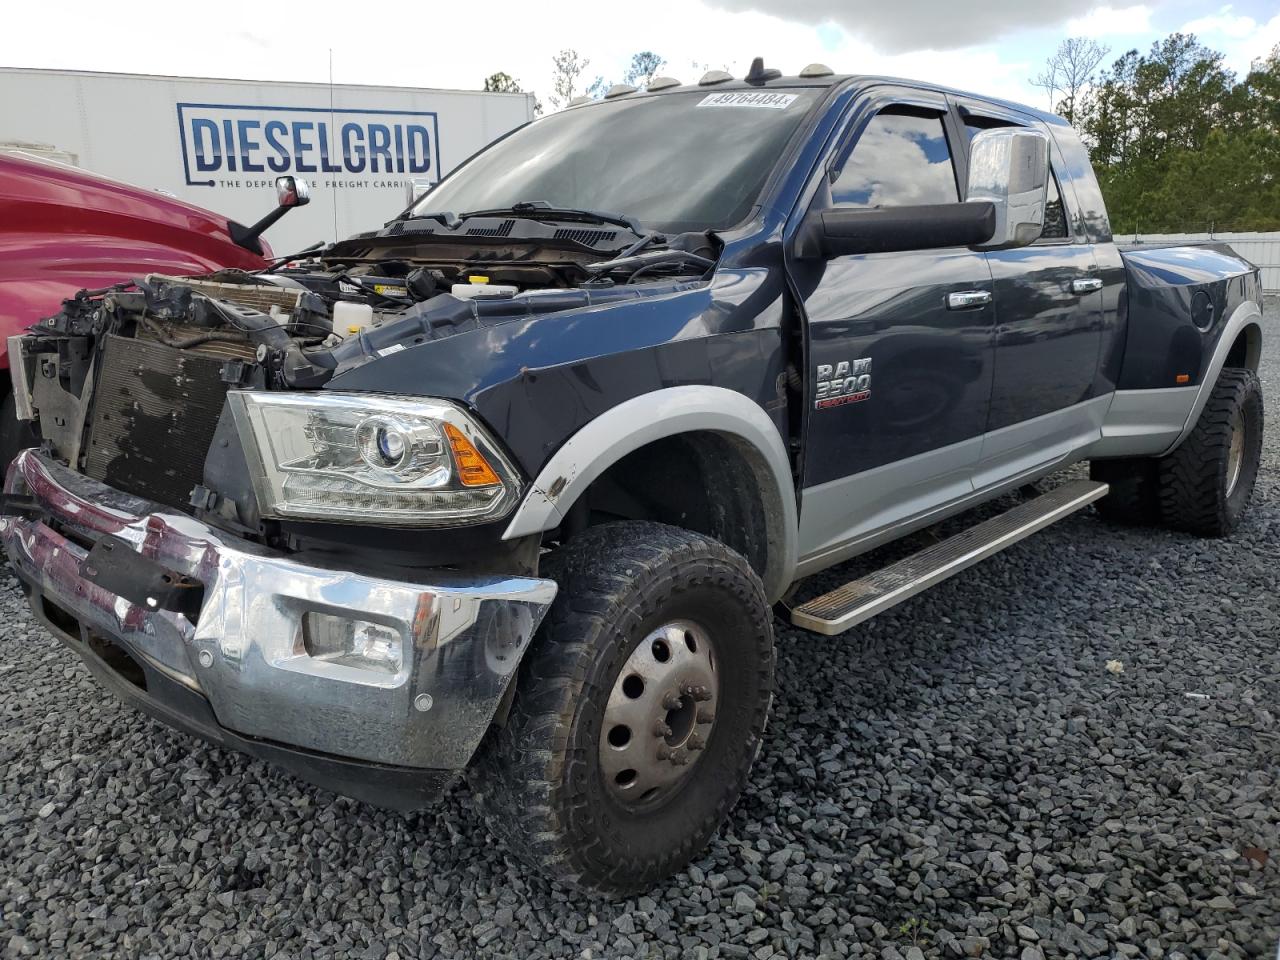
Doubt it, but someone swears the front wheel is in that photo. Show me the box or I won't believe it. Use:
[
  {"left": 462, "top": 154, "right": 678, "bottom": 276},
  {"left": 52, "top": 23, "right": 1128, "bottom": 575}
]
[{"left": 473, "top": 521, "right": 775, "bottom": 895}]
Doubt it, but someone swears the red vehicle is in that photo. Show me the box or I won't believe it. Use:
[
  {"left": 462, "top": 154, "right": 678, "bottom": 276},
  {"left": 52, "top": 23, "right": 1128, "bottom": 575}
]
[{"left": 0, "top": 152, "right": 285, "bottom": 462}]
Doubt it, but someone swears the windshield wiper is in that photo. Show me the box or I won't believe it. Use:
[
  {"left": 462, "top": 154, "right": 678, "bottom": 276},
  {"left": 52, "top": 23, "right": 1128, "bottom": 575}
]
[{"left": 456, "top": 201, "right": 645, "bottom": 236}]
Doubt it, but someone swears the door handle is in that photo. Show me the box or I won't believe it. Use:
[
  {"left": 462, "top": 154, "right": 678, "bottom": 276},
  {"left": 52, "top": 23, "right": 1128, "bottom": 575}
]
[
  {"left": 1071, "top": 277, "right": 1103, "bottom": 294},
  {"left": 946, "top": 290, "right": 992, "bottom": 310}
]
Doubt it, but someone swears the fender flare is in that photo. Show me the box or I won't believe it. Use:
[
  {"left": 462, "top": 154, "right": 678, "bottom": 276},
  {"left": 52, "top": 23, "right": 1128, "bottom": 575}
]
[
  {"left": 1166, "top": 298, "right": 1263, "bottom": 454},
  {"left": 501, "top": 385, "right": 799, "bottom": 601}
]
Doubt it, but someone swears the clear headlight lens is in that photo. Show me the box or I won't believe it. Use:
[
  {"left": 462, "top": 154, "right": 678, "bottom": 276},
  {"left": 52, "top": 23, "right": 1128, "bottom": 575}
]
[{"left": 228, "top": 391, "right": 521, "bottom": 525}]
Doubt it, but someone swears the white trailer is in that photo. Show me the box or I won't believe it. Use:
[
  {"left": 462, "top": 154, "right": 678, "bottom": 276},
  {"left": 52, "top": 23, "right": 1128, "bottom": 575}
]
[{"left": 0, "top": 67, "right": 536, "bottom": 255}]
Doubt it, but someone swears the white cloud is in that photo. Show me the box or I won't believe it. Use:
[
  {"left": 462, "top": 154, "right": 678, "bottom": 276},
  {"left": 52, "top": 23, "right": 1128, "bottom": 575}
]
[
  {"left": 1182, "top": 7, "right": 1256, "bottom": 40},
  {"left": 707, "top": 0, "right": 1156, "bottom": 53},
  {"left": 0, "top": 0, "right": 1046, "bottom": 109},
  {"left": 1065, "top": 4, "right": 1155, "bottom": 38},
  {"left": 1178, "top": 8, "right": 1280, "bottom": 75}
]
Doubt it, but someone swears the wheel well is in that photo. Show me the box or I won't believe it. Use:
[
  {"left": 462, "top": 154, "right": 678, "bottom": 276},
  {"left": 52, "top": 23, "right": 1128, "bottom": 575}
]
[
  {"left": 1224, "top": 323, "right": 1261, "bottom": 372},
  {"left": 555, "top": 431, "right": 773, "bottom": 584}
]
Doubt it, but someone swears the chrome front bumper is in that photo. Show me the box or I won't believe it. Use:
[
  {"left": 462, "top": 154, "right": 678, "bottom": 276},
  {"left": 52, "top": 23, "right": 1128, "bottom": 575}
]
[{"left": 2, "top": 450, "right": 556, "bottom": 775}]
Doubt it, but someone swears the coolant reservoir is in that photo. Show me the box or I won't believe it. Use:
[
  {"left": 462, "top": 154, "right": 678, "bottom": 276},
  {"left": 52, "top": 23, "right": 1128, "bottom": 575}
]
[
  {"left": 333, "top": 301, "right": 375, "bottom": 336},
  {"left": 451, "top": 275, "right": 518, "bottom": 299}
]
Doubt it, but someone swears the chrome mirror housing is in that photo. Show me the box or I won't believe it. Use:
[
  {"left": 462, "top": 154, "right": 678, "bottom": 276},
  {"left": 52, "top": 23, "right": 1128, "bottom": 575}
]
[
  {"left": 966, "top": 128, "right": 1049, "bottom": 249},
  {"left": 275, "top": 175, "right": 311, "bottom": 208}
]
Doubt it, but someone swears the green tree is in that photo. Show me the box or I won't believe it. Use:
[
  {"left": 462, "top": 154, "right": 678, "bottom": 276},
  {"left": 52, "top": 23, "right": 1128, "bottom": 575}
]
[
  {"left": 482, "top": 71, "right": 542, "bottom": 115},
  {"left": 1068, "top": 32, "right": 1280, "bottom": 233},
  {"left": 585, "top": 76, "right": 612, "bottom": 100},
  {"left": 483, "top": 72, "right": 522, "bottom": 93},
  {"left": 624, "top": 51, "right": 667, "bottom": 88}
]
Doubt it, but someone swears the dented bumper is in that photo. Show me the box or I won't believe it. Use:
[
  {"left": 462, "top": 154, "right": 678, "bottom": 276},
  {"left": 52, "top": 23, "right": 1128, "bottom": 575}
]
[{"left": 1, "top": 450, "right": 556, "bottom": 808}]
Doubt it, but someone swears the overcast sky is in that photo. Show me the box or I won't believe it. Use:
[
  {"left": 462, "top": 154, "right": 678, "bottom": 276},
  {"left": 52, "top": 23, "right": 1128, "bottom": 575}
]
[{"left": 4, "top": 1, "right": 1279, "bottom": 108}]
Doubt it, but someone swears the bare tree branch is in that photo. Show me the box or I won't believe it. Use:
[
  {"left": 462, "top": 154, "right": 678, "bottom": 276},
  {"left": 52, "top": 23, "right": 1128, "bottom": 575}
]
[
  {"left": 549, "top": 49, "right": 590, "bottom": 110},
  {"left": 1032, "top": 37, "right": 1110, "bottom": 122}
]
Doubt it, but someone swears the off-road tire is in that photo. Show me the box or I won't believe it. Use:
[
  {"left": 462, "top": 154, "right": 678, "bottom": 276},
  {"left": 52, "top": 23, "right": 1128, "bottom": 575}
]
[
  {"left": 472, "top": 521, "right": 775, "bottom": 896},
  {"left": 1158, "top": 367, "right": 1263, "bottom": 537},
  {"left": 1089, "top": 457, "right": 1160, "bottom": 526}
]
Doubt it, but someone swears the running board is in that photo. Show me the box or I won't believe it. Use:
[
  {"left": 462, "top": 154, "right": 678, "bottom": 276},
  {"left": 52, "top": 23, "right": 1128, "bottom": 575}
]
[{"left": 791, "top": 479, "right": 1109, "bottom": 636}]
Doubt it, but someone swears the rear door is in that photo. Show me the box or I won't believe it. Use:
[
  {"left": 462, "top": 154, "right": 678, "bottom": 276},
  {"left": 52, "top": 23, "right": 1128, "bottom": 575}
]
[
  {"left": 952, "top": 103, "right": 1107, "bottom": 487},
  {"left": 788, "top": 88, "right": 997, "bottom": 562}
]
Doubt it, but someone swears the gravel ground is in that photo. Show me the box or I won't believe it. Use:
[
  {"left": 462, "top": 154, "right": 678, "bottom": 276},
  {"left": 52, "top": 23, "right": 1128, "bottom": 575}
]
[{"left": 3, "top": 302, "right": 1279, "bottom": 960}]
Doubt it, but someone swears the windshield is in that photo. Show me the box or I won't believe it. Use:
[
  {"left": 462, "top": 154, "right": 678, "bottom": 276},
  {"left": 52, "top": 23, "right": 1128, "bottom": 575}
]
[{"left": 410, "top": 89, "right": 819, "bottom": 233}]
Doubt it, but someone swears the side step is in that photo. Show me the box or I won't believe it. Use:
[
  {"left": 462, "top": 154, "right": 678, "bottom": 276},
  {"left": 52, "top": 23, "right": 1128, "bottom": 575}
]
[{"left": 791, "top": 479, "right": 1108, "bottom": 636}]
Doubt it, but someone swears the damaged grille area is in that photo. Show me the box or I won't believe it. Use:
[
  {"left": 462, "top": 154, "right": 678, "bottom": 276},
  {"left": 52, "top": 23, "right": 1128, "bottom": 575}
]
[
  {"left": 83, "top": 335, "right": 231, "bottom": 510},
  {"left": 145, "top": 275, "right": 304, "bottom": 315}
]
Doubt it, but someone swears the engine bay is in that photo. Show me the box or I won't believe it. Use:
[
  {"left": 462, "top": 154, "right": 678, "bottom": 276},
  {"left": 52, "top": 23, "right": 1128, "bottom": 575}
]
[{"left": 12, "top": 217, "right": 719, "bottom": 519}]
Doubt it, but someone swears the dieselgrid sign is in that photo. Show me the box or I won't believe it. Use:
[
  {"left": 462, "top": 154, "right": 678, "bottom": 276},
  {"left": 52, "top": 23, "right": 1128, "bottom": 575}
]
[{"left": 175, "top": 102, "right": 440, "bottom": 189}]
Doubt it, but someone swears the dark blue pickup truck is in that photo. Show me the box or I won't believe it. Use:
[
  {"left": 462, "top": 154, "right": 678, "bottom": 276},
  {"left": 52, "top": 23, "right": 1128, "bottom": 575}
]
[{"left": 5, "top": 61, "right": 1264, "bottom": 894}]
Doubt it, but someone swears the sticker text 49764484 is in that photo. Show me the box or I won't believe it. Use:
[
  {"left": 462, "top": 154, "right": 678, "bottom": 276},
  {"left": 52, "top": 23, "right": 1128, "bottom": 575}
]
[
  {"left": 697, "top": 92, "right": 798, "bottom": 109},
  {"left": 815, "top": 358, "right": 872, "bottom": 409}
]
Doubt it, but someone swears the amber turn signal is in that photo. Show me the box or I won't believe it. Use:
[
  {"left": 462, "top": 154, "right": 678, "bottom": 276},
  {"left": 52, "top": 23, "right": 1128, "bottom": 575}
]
[{"left": 443, "top": 422, "right": 501, "bottom": 486}]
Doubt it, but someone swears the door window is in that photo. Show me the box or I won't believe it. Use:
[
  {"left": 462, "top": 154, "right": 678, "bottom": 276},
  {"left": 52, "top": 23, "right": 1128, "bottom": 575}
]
[
  {"left": 1038, "top": 175, "right": 1069, "bottom": 240},
  {"left": 831, "top": 108, "right": 960, "bottom": 208}
]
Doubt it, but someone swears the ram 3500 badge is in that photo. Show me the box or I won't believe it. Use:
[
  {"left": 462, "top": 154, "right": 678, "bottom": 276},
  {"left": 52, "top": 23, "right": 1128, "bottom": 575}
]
[
  {"left": 815, "top": 357, "right": 873, "bottom": 408},
  {"left": 3, "top": 59, "right": 1264, "bottom": 895}
]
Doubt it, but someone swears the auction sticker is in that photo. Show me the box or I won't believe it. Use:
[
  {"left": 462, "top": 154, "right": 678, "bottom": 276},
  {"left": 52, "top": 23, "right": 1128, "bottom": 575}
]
[{"left": 697, "top": 92, "right": 798, "bottom": 109}]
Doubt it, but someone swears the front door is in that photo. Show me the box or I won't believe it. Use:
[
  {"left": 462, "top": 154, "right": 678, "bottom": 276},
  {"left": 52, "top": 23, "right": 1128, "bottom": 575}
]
[
  {"left": 788, "top": 93, "right": 997, "bottom": 561},
  {"left": 956, "top": 109, "right": 1107, "bottom": 487}
]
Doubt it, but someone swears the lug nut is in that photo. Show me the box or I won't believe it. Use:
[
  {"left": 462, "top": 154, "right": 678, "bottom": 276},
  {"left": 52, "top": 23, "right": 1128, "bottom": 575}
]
[
  {"left": 687, "top": 733, "right": 705, "bottom": 751},
  {"left": 662, "top": 692, "right": 682, "bottom": 711},
  {"left": 656, "top": 745, "right": 671, "bottom": 760},
  {"left": 654, "top": 721, "right": 672, "bottom": 738},
  {"left": 694, "top": 686, "right": 713, "bottom": 702},
  {"left": 670, "top": 749, "right": 690, "bottom": 766},
  {"left": 696, "top": 709, "right": 715, "bottom": 724}
]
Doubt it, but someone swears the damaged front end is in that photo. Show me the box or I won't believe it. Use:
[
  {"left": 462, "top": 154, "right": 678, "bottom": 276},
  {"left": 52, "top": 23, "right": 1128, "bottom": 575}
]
[
  {"left": 0, "top": 215, "right": 722, "bottom": 802},
  {"left": 1, "top": 257, "right": 570, "bottom": 804},
  {"left": 1, "top": 214, "right": 717, "bottom": 803},
  {"left": 10, "top": 214, "right": 716, "bottom": 536}
]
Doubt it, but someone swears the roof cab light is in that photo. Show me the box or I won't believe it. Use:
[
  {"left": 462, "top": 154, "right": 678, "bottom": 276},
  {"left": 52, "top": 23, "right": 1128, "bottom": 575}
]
[
  {"left": 647, "top": 77, "right": 681, "bottom": 91},
  {"left": 604, "top": 84, "right": 638, "bottom": 98},
  {"left": 698, "top": 70, "right": 733, "bottom": 86},
  {"left": 800, "top": 63, "right": 834, "bottom": 77}
]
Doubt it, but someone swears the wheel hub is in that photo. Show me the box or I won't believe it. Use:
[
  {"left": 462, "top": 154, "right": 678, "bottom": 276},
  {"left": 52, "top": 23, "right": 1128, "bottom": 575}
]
[
  {"left": 1226, "top": 407, "right": 1246, "bottom": 497},
  {"left": 599, "top": 620, "right": 718, "bottom": 805}
]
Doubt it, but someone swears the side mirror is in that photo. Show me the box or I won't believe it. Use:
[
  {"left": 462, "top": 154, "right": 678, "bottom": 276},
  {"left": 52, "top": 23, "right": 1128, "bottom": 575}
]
[
  {"left": 230, "top": 176, "right": 313, "bottom": 255},
  {"left": 276, "top": 175, "right": 311, "bottom": 208},
  {"left": 798, "top": 201, "right": 996, "bottom": 258},
  {"left": 965, "top": 127, "right": 1050, "bottom": 249},
  {"left": 406, "top": 178, "right": 433, "bottom": 206}
]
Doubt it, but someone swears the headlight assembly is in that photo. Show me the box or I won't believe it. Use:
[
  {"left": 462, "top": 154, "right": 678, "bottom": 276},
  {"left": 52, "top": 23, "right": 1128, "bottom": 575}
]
[{"left": 228, "top": 391, "right": 521, "bottom": 525}]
